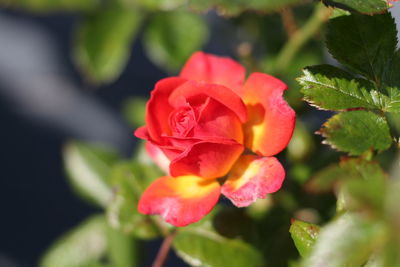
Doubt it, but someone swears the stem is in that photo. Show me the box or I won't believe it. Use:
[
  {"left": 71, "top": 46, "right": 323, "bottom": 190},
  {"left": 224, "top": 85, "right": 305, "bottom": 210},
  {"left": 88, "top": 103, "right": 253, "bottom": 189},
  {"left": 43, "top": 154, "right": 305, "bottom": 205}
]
[
  {"left": 274, "top": 4, "right": 332, "bottom": 73},
  {"left": 152, "top": 231, "right": 177, "bottom": 267},
  {"left": 280, "top": 8, "right": 298, "bottom": 38}
]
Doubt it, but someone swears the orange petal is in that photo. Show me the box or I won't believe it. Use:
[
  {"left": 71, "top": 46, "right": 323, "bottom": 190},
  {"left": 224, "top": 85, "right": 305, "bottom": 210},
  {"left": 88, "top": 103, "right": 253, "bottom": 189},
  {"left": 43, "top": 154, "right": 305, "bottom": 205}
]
[
  {"left": 239, "top": 73, "right": 295, "bottom": 156},
  {"left": 221, "top": 155, "right": 285, "bottom": 207},
  {"left": 180, "top": 52, "right": 246, "bottom": 91},
  {"left": 138, "top": 175, "right": 220, "bottom": 226}
]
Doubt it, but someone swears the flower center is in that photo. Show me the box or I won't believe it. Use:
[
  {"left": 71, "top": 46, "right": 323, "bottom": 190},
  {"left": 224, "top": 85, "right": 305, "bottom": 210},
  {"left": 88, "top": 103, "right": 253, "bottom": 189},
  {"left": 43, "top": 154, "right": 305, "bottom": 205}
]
[{"left": 169, "top": 105, "right": 196, "bottom": 137}]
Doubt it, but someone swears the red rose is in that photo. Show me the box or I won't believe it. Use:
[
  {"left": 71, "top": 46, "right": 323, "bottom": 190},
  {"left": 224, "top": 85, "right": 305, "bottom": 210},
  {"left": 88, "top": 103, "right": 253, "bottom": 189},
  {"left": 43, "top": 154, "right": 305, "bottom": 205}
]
[{"left": 135, "top": 52, "right": 295, "bottom": 226}]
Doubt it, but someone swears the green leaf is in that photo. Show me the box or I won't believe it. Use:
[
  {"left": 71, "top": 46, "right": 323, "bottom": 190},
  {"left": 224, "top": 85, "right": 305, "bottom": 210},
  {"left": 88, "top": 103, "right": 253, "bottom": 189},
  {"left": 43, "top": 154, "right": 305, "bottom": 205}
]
[
  {"left": 301, "top": 213, "right": 387, "bottom": 267},
  {"left": 3, "top": 0, "right": 99, "bottom": 12},
  {"left": 107, "top": 162, "right": 161, "bottom": 239},
  {"left": 319, "top": 110, "right": 392, "bottom": 155},
  {"left": 107, "top": 226, "right": 139, "bottom": 267},
  {"left": 189, "top": 0, "right": 302, "bottom": 16},
  {"left": 40, "top": 215, "right": 108, "bottom": 267},
  {"left": 74, "top": 3, "right": 143, "bottom": 84},
  {"left": 299, "top": 65, "right": 393, "bottom": 111},
  {"left": 133, "top": 0, "right": 186, "bottom": 10},
  {"left": 143, "top": 11, "right": 208, "bottom": 72},
  {"left": 326, "top": 13, "right": 397, "bottom": 85},
  {"left": 290, "top": 220, "right": 320, "bottom": 257},
  {"left": 122, "top": 97, "right": 147, "bottom": 127},
  {"left": 63, "top": 141, "right": 119, "bottom": 207},
  {"left": 173, "top": 227, "right": 263, "bottom": 267},
  {"left": 338, "top": 158, "right": 387, "bottom": 213},
  {"left": 322, "top": 0, "right": 389, "bottom": 14},
  {"left": 305, "top": 164, "right": 345, "bottom": 193}
]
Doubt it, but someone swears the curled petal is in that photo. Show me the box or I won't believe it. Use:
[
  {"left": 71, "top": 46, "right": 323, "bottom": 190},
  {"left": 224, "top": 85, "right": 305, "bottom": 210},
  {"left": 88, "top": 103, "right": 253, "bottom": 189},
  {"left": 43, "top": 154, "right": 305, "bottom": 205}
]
[
  {"left": 221, "top": 155, "right": 285, "bottom": 207},
  {"left": 169, "top": 81, "right": 247, "bottom": 123},
  {"left": 170, "top": 140, "right": 244, "bottom": 179},
  {"left": 180, "top": 51, "right": 246, "bottom": 91},
  {"left": 146, "top": 77, "right": 187, "bottom": 142},
  {"left": 239, "top": 73, "right": 295, "bottom": 156},
  {"left": 145, "top": 142, "right": 170, "bottom": 174},
  {"left": 138, "top": 175, "right": 220, "bottom": 227}
]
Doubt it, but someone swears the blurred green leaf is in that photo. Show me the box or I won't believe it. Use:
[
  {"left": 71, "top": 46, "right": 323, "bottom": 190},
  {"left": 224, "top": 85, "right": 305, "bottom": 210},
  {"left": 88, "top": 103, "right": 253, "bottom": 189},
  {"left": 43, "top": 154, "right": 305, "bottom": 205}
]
[
  {"left": 301, "top": 213, "right": 387, "bottom": 267},
  {"left": 326, "top": 13, "right": 397, "bottom": 85},
  {"left": 287, "top": 120, "right": 315, "bottom": 162},
  {"left": 107, "top": 225, "right": 139, "bottom": 267},
  {"left": 74, "top": 3, "right": 143, "bottom": 84},
  {"left": 319, "top": 110, "right": 392, "bottom": 155},
  {"left": 143, "top": 11, "right": 208, "bottom": 72},
  {"left": 2, "top": 0, "right": 99, "bottom": 12},
  {"left": 173, "top": 227, "right": 263, "bottom": 267},
  {"left": 322, "top": 0, "right": 389, "bottom": 14},
  {"left": 290, "top": 220, "right": 320, "bottom": 257},
  {"left": 122, "top": 97, "right": 147, "bottom": 127},
  {"left": 189, "top": 0, "right": 302, "bottom": 16},
  {"left": 298, "top": 65, "right": 397, "bottom": 112},
  {"left": 339, "top": 158, "right": 387, "bottom": 213},
  {"left": 40, "top": 215, "right": 108, "bottom": 267},
  {"left": 64, "top": 141, "right": 119, "bottom": 207},
  {"left": 305, "top": 164, "right": 345, "bottom": 193},
  {"left": 107, "top": 161, "right": 161, "bottom": 239},
  {"left": 132, "top": 0, "right": 185, "bottom": 10}
]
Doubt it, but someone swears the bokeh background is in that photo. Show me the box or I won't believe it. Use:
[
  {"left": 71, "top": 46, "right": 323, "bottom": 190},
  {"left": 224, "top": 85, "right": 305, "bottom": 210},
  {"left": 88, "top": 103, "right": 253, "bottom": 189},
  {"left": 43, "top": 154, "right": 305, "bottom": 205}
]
[{"left": 1, "top": 2, "right": 400, "bottom": 266}]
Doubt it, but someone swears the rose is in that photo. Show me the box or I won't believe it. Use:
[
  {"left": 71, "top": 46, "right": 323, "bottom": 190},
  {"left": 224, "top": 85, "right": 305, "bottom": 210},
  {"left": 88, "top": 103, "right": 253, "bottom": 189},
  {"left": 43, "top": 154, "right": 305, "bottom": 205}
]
[{"left": 135, "top": 52, "right": 295, "bottom": 226}]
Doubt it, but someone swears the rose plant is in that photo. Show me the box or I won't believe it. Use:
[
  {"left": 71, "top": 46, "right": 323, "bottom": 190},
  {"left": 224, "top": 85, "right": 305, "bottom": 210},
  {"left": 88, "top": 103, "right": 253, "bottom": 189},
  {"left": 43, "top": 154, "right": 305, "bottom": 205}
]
[{"left": 135, "top": 52, "right": 296, "bottom": 226}]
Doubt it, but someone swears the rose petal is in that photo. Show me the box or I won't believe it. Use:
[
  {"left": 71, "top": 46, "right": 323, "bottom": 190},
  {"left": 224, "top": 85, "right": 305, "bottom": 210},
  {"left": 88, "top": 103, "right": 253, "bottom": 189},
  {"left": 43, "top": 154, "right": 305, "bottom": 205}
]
[
  {"left": 170, "top": 140, "right": 244, "bottom": 179},
  {"left": 221, "top": 155, "right": 285, "bottom": 207},
  {"left": 146, "top": 77, "right": 187, "bottom": 143},
  {"left": 238, "top": 73, "right": 295, "bottom": 156},
  {"left": 180, "top": 51, "right": 246, "bottom": 91},
  {"left": 145, "top": 142, "right": 170, "bottom": 174},
  {"left": 169, "top": 80, "right": 247, "bottom": 123},
  {"left": 138, "top": 175, "right": 220, "bottom": 227}
]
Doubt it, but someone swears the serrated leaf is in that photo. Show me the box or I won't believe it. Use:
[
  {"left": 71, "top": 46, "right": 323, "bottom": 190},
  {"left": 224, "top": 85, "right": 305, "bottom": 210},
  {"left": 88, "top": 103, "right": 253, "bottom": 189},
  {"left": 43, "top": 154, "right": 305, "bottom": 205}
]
[
  {"left": 299, "top": 65, "right": 393, "bottom": 111},
  {"left": 173, "top": 227, "right": 263, "bottom": 267},
  {"left": 322, "top": 0, "right": 389, "bottom": 14},
  {"left": 326, "top": 13, "right": 397, "bottom": 85},
  {"left": 320, "top": 110, "right": 392, "bottom": 155},
  {"left": 301, "top": 213, "right": 387, "bottom": 267},
  {"left": 290, "top": 220, "right": 320, "bottom": 257},
  {"left": 107, "top": 162, "right": 161, "bottom": 239},
  {"left": 143, "top": 11, "right": 208, "bottom": 72},
  {"left": 64, "top": 141, "right": 119, "bottom": 207},
  {"left": 189, "top": 0, "right": 302, "bottom": 16},
  {"left": 3, "top": 0, "right": 99, "bottom": 12},
  {"left": 40, "top": 215, "right": 108, "bottom": 267},
  {"left": 74, "top": 3, "right": 142, "bottom": 84}
]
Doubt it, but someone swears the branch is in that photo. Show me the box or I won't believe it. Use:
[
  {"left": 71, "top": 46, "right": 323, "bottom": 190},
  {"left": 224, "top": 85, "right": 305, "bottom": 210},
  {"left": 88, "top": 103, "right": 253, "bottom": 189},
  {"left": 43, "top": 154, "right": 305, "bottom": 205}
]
[{"left": 152, "top": 231, "right": 177, "bottom": 267}]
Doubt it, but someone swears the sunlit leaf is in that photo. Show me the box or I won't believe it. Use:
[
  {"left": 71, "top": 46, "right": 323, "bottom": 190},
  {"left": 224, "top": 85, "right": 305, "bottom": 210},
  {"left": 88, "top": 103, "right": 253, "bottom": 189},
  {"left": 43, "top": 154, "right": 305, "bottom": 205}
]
[
  {"left": 322, "top": 0, "right": 389, "bottom": 14},
  {"left": 319, "top": 110, "right": 392, "bottom": 155},
  {"left": 290, "top": 220, "right": 320, "bottom": 257},
  {"left": 64, "top": 141, "right": 119, "bottom": 207}
]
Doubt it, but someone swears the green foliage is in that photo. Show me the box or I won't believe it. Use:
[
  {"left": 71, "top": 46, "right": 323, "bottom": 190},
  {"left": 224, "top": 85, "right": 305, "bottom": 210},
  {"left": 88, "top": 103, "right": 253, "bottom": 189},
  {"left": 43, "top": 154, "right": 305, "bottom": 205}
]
[
  {"left": 326, "top": 13, "right": 397, "bottom": 86},
  {"left": 143, "top": 11, "right": 208, "bottom": 72},
  {"left": 188, "top": 0, "right": 302, "bottom": 15},
  {"left": 122, "top": 97, "right": 148, "bottom": 127},
  {"left": 2, "top": 0, "right": 99, "bottom": 12},
  {"left": 74, "top": 3, "right": 143, "bottom": 84},
  {"left": 40, "top": 215, "right": 138, "bottom": 267},
  {"left": 290, "top": 220, "right": 320, "bottom": 257},
  {"left": 106, "top": 162, "right": 161, "bottom": 239},
  {"left": 319, "top": 111, "right": 392, "bottom": 155},
  {"left": 322, "top": 0, "right": 389, "bottom": 14},
  {"left": 63, "top": 141, "right": 119, "bottom": 207},
  {"left": 301, "top": 213, "right": 387, "bottom": 267},
  {"left": 173, "top": 227, "right": 263, "bottom": 267},
  {"left": 299, "top": 65, "right": 390, "bottom": 111}
]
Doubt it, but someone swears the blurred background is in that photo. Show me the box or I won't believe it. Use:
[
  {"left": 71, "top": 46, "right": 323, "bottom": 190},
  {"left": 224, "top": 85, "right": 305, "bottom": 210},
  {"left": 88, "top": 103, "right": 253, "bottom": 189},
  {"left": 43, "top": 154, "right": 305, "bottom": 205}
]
[{"left": 0, "top": 1, "right": 400, "bottom": 267}]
